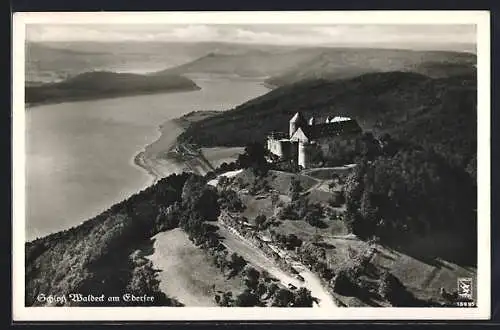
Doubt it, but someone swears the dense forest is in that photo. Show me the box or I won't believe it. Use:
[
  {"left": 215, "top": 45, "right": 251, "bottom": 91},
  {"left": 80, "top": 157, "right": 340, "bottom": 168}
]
[
  {"left": 25, "top": 71, "right": 200, "bottom": 105},
  {"left": 340, "top": 134, "right": 477, "bottom": 265}
]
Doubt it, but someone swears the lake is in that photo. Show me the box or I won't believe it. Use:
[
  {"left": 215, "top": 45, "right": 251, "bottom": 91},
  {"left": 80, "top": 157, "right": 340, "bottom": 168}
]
[{"left": 26, "top": 75, "right": 270, "bottom": 241}]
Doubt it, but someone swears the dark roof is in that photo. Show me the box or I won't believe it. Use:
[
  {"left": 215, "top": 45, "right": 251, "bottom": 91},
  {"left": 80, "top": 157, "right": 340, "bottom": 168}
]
[{"left": 302, "top": 119, "right": 362, "bottom": 140}]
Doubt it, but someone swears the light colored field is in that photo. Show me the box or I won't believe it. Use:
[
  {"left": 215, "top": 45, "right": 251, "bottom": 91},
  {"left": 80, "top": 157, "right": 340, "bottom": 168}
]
[
  {"left": 371, "top": 239, "right": 477, "bottom": 303},
  {"left": 145, "top": 228, "right": 244, "bottom": 306},
  {"left": 322, "top": 234, "right": 477, "bottom": 305},
  {"left": 201, "top": 147, "right": 245, "bottom": 169}
]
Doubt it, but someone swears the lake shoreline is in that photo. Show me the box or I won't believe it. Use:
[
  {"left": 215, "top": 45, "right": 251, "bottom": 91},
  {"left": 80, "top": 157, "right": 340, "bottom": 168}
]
[
  {"left": 131, "top": 108, "right": 235, "bottom": 184},
  {"left": 26, "top": 76, "right": 271, "bottom": 241},
  {"left": 26, "top": 85, "right": 201, "bottom": 108},
  {"left": 131, "top": 120, "right": 187, "bottom": 184}
]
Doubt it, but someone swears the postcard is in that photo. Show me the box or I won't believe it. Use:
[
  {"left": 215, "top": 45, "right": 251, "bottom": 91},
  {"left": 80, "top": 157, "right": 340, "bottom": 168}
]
[{"left": 12, "top": 10, "right": 491, "bottom": 321}]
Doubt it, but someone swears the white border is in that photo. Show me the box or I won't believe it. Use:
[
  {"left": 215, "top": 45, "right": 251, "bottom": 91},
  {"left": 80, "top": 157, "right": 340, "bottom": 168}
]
[{"left": 12, "top": 11, "right": 491, "bottom": 321}]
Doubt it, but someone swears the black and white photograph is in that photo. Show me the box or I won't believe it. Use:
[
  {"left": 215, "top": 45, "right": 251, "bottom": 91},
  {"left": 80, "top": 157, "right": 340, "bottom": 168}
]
[{"left": 12, "top": 11, "right": 490, "bottom": 321}]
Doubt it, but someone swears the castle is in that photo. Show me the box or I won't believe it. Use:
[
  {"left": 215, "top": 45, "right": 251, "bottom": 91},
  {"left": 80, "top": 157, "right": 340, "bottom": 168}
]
[{"left": 266, "top": 112, "right": 362, "bottom": 169}]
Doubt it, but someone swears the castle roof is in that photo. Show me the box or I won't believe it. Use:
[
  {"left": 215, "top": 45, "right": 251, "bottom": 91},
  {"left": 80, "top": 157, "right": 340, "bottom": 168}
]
[{"left": 302, "top": 119, "right": 362, "bottom": 140}]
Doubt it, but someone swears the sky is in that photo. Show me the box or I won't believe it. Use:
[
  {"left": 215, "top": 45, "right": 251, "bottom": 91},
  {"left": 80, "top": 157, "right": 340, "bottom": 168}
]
[{"left": 26, "top": 24, "right": 476, "bottom": 50}]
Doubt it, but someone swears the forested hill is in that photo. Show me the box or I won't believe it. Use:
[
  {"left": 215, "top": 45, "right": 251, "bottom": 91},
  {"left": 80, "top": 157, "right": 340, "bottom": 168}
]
[
  {"left": 25, "top": 173, "right": 193, "bottom": 306},
  {"left": 152, "top": 48, "right": 317, "bottom": 78},
  {"left": 178, "top": 71, "right": 476, "bottom": 172},
  {"left": 265, "top": 49, "right": 476, "bottom": 86},
  {"left": 25, "top": 71, "right": 200, "bottom": 106}
]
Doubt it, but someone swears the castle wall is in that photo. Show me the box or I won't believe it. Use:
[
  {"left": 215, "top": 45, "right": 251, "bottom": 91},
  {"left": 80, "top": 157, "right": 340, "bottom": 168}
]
[
  {"left": 267, "top": 138, "right": 297, "bottom": 160},
  {"left": 267, "top": 138, "right": 284, "bottom": 158}
]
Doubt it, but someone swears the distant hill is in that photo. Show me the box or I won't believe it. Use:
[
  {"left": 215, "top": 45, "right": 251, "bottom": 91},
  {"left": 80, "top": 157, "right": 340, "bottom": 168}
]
[
  {"left": 156, "top": 47, "right": 475, "bottom": 84},
  {"left": 178, "top": 71, "right": 476, "bottom": 172},
  {"left": 26, "top": 41, "right": 301, "bottom": 83},
  {"left": 265, "top": 49, "right": 476, "bottom": 86},
  {"left": 153, "top": 48, "right": 319, "bottom": 78},
  {"left": 27, "top": 42, "right": 476, "bottom": 86},
  {"left": 25, "top": 71, "right": 200, "bottom": 106}
]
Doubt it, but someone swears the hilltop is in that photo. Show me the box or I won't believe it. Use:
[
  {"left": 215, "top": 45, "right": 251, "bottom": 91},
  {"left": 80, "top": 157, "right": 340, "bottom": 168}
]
[{"left": 25, "top": 71, "right": 200, "bottom": 106}]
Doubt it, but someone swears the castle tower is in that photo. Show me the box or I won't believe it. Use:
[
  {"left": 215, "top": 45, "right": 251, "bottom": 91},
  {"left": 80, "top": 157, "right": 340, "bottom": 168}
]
[
  {"left": 298, "top": 141, "right": 309, "bottom": 169},
  {"left": 289, "top": 112, "right": 306, "bottom": 138},
  {"left": 308, "top": 116, "right": 316, "bottom": 126}
]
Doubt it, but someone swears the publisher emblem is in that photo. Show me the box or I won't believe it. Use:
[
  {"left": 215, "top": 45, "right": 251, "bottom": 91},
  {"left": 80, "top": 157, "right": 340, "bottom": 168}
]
[{"left": 457, "top": 278, "right": 473, "bottom": 300}]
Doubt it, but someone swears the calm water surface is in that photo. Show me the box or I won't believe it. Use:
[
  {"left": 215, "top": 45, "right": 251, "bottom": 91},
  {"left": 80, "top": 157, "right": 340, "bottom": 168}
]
[{"left": 26, "top": 76, "right": 269, "bottom": 240}]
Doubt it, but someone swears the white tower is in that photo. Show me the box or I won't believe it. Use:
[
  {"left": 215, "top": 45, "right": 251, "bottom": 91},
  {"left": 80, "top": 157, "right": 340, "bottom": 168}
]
[
  {"left": 308, "top": 116, "right": 316, "bottom": 126},
  {"left": 298, "top": 142, "right": 309, "bottom": 169}
]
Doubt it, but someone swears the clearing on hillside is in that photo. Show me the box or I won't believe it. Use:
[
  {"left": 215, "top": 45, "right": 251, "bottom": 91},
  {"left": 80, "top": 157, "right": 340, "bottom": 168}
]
[{"left": 145, "top": 228, "right": 245, "bottom": 306}]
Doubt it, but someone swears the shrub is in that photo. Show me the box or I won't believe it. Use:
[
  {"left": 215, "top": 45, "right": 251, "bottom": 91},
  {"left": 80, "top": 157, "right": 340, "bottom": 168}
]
[{"left": 235, "top": 289, "right": 260, "bottom": 307}]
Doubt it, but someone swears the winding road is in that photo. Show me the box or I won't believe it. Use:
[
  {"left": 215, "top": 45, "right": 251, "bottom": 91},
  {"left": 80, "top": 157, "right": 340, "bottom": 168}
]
[{"left": 217, "top": 222, "right": 338, "bottom": 309}]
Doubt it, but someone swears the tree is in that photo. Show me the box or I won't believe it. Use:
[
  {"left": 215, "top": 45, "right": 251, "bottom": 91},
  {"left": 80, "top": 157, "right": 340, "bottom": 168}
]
[
  {"left": 255, "top": 214, "right": 267, "bottom": 229},
  {"left": 378, "top": 271, "right": 409, "bottom": 306},
  {"left": 289, "top": 177, "right": 303, "bottom": 201},
  {"left": 379, "top": 133, "right": 399, "bottom": 156},
  {"left": 331, "top": 267, "right": 358, "bottom": 296},
  {"left": 243, "top": 266, "right": 261, "bottom": 291},
  {"left": 357, "top": 132, "right": 381, "bottom": 160},
  {"left": 219, "top": 291, "right": 234, "bottom": 307},
  {"left": 228, "top": 253, "right": 247, "bottom": 276},
  {"left": 284, "top": 234, "right": 302, "bottom": 250},
  {"left": 235, "top": 289, "right": 260, "bottom": 307},
  {"left": 256, "top": 282, "right": 268, "bottom": 297},
  {"left": 181, "top": 174, "right": 220, "bottom": 221},
  {"left": 312, "top": 232, "right": 322, "bottom": 245},
  {"left": 218, "top": 189, "right": 244, "bottom": 212},
  {"left": 237, "top": 142, "right": 269, "bottom": 175},
  {"left": 217, "top": 176, "right": 231, "bottom": 189},
  {"left": 293, "top": 287, "right": 314, "bottom": 307},
  {"left": 271, "top": 192, "right": 280, "bottom": 207},
  {"left": 272, "top": 288, "right": 295, "bottom": 307},
  {"left": 267, "top": 283, "right": 279, "bottom": 297}
]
